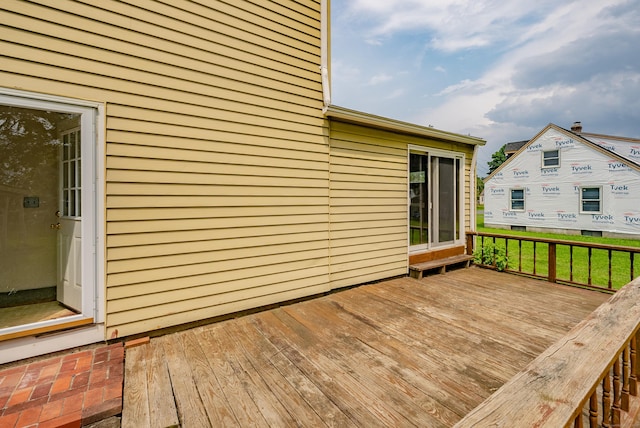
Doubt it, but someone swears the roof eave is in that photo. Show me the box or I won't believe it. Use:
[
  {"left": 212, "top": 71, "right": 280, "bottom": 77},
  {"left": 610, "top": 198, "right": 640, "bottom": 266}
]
[{"left": 325, "top": 105, "right": 486, "bottom": 146}]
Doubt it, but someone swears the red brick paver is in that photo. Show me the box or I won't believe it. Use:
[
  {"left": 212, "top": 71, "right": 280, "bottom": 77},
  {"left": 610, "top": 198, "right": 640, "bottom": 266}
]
[{"left": 0, "top": 343, "right": 123, "bottom": 428}]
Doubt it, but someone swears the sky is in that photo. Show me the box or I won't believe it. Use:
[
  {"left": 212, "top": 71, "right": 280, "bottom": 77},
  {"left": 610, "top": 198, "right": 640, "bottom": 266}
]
[{"left": 330, "top": 0, "right": 640, "bottom": 176}]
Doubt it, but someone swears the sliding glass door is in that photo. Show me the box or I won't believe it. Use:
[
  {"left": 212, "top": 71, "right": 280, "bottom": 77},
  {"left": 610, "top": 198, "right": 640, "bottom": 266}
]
[{"left": 409, "top": 149, "right": 463, "bottom": 251}]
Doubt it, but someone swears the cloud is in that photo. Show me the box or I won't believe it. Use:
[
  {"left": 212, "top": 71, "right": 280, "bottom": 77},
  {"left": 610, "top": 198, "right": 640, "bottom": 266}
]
[
  {"left": 332, "top": 0, "right": 640, "bottom": 177},
  {"left": 368, "top": 73, "right": 393, "bottom": 85},
  {"left": 386, "top": 88, "right": 406, "bottom": 100}
]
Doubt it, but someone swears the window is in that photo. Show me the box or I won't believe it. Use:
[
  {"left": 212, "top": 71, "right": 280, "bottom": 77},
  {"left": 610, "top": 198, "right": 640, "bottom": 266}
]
[
  {"left": 409, "top": 149, "right": 463, "bottom": 250},
  {"left": 580, "top": 187, "right": 601, "bottom": 213},
  {"left": 510, "top": 189, "right": 525, "bottom": 211},
  {"left": 542, "top": 149, "right": 559, "bottom": 167}
]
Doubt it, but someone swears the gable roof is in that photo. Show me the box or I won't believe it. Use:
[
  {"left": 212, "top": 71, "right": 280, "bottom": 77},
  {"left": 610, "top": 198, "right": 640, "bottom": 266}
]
[
  {"left": 485, "top": 123, "right": 640, "bottom": 182},
  {"left": 504, "top": 140, "right": 527, "bottom": 155}
]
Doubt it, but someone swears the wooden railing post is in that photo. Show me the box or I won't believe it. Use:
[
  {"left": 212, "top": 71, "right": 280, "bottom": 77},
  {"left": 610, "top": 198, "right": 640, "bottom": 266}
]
[
  {"left": 466, "top": 233, "right": 474, "bottom": 256},
  {"left": 548, "top": 242, "right": 557, "bottom": 283}
]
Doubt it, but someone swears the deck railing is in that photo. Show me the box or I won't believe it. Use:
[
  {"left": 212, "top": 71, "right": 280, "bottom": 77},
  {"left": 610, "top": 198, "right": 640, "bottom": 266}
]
[
  {"left": 455, "top": 276, "right": 640, "bottom": 427},
  {"left": 467, "top": 232, "right": 640, "bottom": 292}
]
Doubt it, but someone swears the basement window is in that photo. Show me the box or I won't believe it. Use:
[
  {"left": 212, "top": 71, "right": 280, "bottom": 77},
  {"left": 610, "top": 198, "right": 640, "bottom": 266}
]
[{"left": 542, "top": 149, "right": 560, "bottom": 168}]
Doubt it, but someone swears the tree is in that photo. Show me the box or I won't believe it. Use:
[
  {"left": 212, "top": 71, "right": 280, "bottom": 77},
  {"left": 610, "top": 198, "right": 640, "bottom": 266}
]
[
  {"left": 476, "top": 174, "right": 485, "bottom": 197},
  {"left": 487, "top": 144, "right": 507, "bottom": 174}
]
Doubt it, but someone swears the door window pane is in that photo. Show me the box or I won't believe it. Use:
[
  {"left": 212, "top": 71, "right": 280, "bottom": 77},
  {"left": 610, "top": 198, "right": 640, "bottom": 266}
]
[
  {"left": 409, "top": 153, "right": 429, "bottom": 246},
  {"left": 437, "top": 157, "right": 455, "bottom": 243},
  {"left": 61, "top": 129, "right": 81, "bottom": 217}
]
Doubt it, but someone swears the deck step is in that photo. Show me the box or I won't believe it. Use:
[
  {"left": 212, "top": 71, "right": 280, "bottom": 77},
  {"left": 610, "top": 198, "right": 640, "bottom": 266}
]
[{"left": 409, "top": 254, "right": 474, "bottom": 279}]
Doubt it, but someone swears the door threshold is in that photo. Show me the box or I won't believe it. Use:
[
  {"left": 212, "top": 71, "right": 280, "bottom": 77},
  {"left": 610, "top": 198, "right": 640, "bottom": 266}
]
[{"left": 0, "top": 317, "right": 94, "bottom": 342}]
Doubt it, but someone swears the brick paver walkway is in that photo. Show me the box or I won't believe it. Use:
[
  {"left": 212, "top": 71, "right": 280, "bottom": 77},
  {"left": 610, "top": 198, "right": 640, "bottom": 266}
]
[{"left": 0, "top": 343, "right": 123, "bottom": 428}]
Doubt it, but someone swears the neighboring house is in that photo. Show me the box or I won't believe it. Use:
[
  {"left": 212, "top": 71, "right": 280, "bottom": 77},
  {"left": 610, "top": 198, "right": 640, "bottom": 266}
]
[
  {"left": 484, "top": 123, "right": 640, "bottom": 238},
  {"left": 0, "top": 0, "right": 484, "bottom": 363},
  {"left": 504, "top": 140, "right": 527, "bottom": 159}
]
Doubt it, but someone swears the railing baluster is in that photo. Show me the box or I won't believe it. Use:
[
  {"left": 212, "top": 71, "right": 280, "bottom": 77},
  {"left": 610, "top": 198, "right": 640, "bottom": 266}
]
[
  {"left": 505, "top": 238, "right": 509, "bottom": 269},
  {"left": 588, "top": 247, "right": 593, "bottom": 285},
  {"left": 608, "top": 249, "right": 613, "bottom": 289},
  {"left": 631, "top": 333, "right": 638, "bottom": 396},
  {"left": 549, "top": 242, "right": 556, "bottom": 283},
  {"left": 570, "top": 245, "right": 574, "bottom": 282},
  {"left": 631, "top": 252, "right": 635, "bottom": 282},
  {"left": 613, "top": 357, "right": 621, "bottom": 426},
  {"left": 518, "top": 239, "right": 522, "bottom": 272},
  {"left": 603, "top": 372, "right": 611, "bottom": 428},
  {"left": 589, "top": 392, "right": 598, "bottom": 428},
  {"left": 623, "top": 345, "right": 631, "bottom": 411},
  {"left": 492, "top": 236, "right": 496, "bottom": 268},
  {"left": 533, "top": 241, "right": 537, "bottom": 276}
]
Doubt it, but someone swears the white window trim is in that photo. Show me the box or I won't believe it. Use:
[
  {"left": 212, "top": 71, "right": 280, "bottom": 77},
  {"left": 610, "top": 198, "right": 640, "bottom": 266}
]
[
  {"left": 579, "top": 186, "right": 602, "bottom": 214},
  {"left": 510, "top": 188, "right": 526, "bottom": 212},
  {"left": 541, "top": 149, "right": 560, "bottom": 168},
  {"left": 0, "top": 88, "right": 105, "bottom": 346},
  {"left": 407, "top": 145, "right": 465, "bottom": 253}
]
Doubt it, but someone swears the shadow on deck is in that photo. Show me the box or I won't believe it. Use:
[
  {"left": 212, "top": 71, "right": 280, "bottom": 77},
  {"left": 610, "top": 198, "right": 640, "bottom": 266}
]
[{"left": 122, "top": 267, "right": 609, "bottom": 427}]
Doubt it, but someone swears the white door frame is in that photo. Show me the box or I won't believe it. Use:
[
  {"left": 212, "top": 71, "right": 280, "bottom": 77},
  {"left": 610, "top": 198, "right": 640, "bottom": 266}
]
[
  {"left": 0, "top": 88, "right": 105, "bottom": 362},
  {"left": 408, "top": 145, "right": 465, "bottom": 253}
]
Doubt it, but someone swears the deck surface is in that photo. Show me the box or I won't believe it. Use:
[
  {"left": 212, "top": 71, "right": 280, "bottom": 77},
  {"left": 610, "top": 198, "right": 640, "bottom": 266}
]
[{"left": 122, "top": 267, "right": 610, "bottom": 427}]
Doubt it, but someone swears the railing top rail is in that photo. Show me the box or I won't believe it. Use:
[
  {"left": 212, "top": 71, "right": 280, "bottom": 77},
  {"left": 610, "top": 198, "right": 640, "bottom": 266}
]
[
  {"left": 468, "top": 231, "right": 640, "bottom": 253},
  {"left": 454, "top": 276, "right": 640, "bottom": 427}
]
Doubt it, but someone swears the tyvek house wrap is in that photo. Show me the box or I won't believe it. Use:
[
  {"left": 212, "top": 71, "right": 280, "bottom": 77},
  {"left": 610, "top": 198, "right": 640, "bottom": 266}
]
[{"left": 484, "top": 127, "right": 640, "bottom": 236}]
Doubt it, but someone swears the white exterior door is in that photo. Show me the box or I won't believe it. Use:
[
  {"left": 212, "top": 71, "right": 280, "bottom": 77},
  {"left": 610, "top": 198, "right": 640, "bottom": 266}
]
[{"left": 56, "top": 127, "right": 82, "bottom": 312}]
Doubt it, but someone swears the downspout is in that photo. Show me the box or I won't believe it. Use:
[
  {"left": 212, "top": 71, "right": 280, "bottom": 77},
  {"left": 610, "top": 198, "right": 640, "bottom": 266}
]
[
  {"left": 320, "top": 0, "right": 331, "bottom": 112},
  {"left": 321, "top": 0, "right": 333, "bottom": 289}
]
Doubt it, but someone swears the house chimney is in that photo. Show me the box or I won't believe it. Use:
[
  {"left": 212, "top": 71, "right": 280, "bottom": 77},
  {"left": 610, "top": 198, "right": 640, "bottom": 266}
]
[{"left": 571, "top": 121, "right": 582, "bottom": 133}]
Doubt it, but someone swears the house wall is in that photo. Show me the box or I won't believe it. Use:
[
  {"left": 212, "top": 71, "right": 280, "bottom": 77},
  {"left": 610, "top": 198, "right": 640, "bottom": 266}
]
[
  {"left": 485, "top": 128, "right": 640, "bottom": 237},
  {"left": 1, "top": 0, "right": 330, "bottom": 337},
  {"left": 329, "top": 120, "right": 476, "bottom": 285},
  {"left": 328, "top": 121, "right": 408, "bottom": 288},
  {"left": 1, "top": 0, "right": 480, "bottom": 341}
]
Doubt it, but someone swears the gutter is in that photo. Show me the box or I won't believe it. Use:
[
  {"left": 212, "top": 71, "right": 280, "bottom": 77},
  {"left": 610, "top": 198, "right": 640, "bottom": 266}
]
[{"left": 325, "top": 105, "right": 486, "bottom": 146}]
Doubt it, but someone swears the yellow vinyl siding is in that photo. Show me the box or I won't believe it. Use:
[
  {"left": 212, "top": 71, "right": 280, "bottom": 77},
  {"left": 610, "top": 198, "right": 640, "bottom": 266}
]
[
  {"left": 329, "top": 120, "right": 476, "bottom": 288},
  {"left": 329, "top": 121, "right": 409, "bottom": 288},
  {"left": 2, "top": 0, "right": 481, "bottom": 342},
  {"left": 0, "top": 0, "right": 329, "bottom": 338}
]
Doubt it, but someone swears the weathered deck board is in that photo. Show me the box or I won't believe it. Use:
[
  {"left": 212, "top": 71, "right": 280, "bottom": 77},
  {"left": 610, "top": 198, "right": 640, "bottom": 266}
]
[{"left": 123, "top": 267, "right": 610, "bottom": 427}]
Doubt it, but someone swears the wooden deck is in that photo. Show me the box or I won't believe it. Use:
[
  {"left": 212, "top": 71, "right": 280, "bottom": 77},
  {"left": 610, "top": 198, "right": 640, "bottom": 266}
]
[{"left": 122, "top": 267, "right": 610, "bottom": 427}]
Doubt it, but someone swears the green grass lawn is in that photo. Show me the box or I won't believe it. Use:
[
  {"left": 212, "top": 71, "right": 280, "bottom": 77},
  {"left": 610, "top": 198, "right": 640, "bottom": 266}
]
[{"left": 475, "top": 210, "right": 640, "bottom": 290}]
